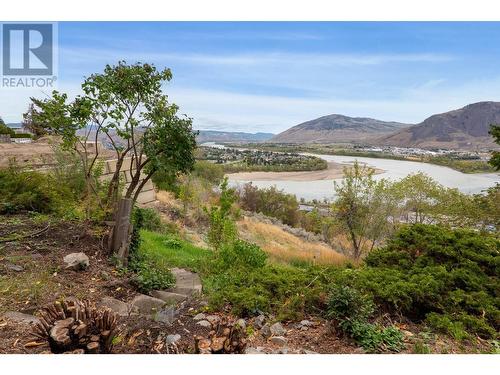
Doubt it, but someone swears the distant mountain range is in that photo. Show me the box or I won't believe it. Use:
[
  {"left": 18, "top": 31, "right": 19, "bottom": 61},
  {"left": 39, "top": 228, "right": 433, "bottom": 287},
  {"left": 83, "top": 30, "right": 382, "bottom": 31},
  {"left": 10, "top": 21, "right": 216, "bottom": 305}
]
[
  {"left": 270, "top": 114, "right": 409, "bottom": 144},
  {"left": 270, "top": 102, "right": 500, "bottom": 150},
  {"left": 377, "top": 101, "right": 500, "bottom": 150},
  {"left": 196, "top": 130, "right": 274, "bottom": 143}
]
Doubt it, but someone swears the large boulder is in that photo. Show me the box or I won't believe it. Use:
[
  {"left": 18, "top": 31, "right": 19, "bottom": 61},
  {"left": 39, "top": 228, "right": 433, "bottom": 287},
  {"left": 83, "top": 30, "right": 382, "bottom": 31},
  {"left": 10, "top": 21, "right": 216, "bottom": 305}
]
[
  {"left": 168, "top": 268, "right": 202, "bottom": 295},
  {"left": 270, "top": 322, "right": 286, "bottom": 336},
  {"left": 150, "top": 290, "right": 187, "bottom": 304},
  {"left": 63, "top": 253, "right": 89, "bottom": 271},
  {"left": 270, "top": 336, "right": 287, "bottom": 346},
  {"left": 98, "top": 296, "right": 129, "bottom": 317},
  {"left": 130, "top": 294, "right": 166, "bottom": 314}
]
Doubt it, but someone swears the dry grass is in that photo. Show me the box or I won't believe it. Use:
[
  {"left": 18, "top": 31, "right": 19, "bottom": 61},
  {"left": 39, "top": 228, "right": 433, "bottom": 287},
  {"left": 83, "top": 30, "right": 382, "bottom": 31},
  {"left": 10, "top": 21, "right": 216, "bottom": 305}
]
[
  {"left": 155, "top": 190, "right": 179, "bottom": 207},
  {"left": 237, "top": 216, "right": 347, "bottom": 266}
]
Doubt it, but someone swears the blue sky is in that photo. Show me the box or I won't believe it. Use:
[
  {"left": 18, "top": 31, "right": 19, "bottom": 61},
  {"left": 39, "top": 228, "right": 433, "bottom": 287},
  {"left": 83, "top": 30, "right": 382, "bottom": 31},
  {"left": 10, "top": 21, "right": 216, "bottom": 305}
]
[{"left": 3, "top": 22, "right": 500, "bottom": 133}]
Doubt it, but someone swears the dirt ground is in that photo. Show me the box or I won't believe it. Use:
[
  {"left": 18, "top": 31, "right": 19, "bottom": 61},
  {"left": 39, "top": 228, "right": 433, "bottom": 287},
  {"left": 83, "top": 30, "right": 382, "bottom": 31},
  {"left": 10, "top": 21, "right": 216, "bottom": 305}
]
[{"left": 0, "top": 138, "right": 116, "bottom": 168}]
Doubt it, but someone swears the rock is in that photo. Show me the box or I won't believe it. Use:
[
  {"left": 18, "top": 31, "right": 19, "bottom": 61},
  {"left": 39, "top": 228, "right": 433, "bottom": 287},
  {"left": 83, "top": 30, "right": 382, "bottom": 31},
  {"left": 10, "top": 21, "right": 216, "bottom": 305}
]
[
  {"left": 403, "top": 330, "right": 414, "bottom": 337},
  {"left": 98, "top": 297, "right": 129, "bottom": 317},
  {"left": 154, "top": 307, "right": 176, "bottom": 324},
  {"left": 63, "top": 252, "right": 89, "bottom": 271},
  {"left": 275, "top": 348, "right": 288, "bottom": 354},
  {"left": 205, "top": 315, "right": 220, "bottom": 325},
  {"left": 254, "top": 314, "right": 265, "bottom": 329},
  {"left": 130, "top": 294, "right": 165, "bottom": 314},
  {"left": 300, "top": 319, "right": 313, "bottom": 327},
  {"left": 166, "top": 334, "right": 181, "bottom": 345},
  {"left": 31, "top": 253, "right": 43, "bottom": 259},
  {"left": 270, "top": 336, "right": 287, "bottom": 346},
  {"left": 5, "top": 263, "right": 24, "bottom": 272},
  {"left": 2, "top": 311, "right": 40, "bottom": 325},
  {"left": 260, "top": 323, "right": 272, "bottom": 339},
  {"left": 301, "top": 349, "right": 319, "bottom": 354},
  {"left": 150, "top": 290, "right": 188, "bottom": 304},
  {"left": 168, "top": 268, "right": 202, "bottom": 296},
  {"left": 196, "top": 320, "right": 212, "bottom": 328},
  {"left": 236, "top": 318, "right": 246, "bottom": 331},
  {"left": 245, "top": 347, "right": 264, "bottom": 354},
  {"left": 270, "top": 322, "right": 286, "bottom": 336},
  {"left": 193, "top": 313, "right": 206, "bottom": 320}
]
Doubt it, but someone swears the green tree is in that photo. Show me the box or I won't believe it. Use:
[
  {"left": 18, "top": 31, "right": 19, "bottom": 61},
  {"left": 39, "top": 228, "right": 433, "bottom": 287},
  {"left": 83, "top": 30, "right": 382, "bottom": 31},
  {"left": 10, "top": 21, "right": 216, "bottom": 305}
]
[
  {"left": 27, "top": 61, "right": 197, "bottom": 215},
  {"left": 392, "top": 172, "right": 443, "bottom": 224},
  {"left": 0, "top": 117, "right": 14, "bottom": 136},
  {"left": 22, "top": 103, "right": 47, "bottom": 139},
  {"left": 489, "top": 124, "right": 500, "bottom": 170},
  {"left": 332, "top": 161, "right": 391, "bottom": 260},
  {"left": 206, "top": 177, "right": 238, "bottom": 251}
]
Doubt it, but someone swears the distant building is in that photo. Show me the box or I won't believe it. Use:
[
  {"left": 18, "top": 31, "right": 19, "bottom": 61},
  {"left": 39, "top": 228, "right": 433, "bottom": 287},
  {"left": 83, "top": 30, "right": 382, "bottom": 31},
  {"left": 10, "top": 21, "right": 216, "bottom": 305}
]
[{"left": 7, "top": 122, "right": 33, "bottom": 135}]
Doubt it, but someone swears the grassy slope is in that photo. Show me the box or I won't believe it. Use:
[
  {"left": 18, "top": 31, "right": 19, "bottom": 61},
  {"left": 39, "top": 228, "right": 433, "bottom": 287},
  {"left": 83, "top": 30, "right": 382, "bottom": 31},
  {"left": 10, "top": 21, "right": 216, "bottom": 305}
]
[{"left": 139, "top": 229, "right": 210, "bottom": 273}]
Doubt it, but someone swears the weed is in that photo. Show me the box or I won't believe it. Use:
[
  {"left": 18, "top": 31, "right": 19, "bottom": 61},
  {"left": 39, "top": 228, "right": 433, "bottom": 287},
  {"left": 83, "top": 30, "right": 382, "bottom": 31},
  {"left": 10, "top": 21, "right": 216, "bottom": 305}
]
[{"left": 413, "top": 341, "right": 431, "bottom": 354}]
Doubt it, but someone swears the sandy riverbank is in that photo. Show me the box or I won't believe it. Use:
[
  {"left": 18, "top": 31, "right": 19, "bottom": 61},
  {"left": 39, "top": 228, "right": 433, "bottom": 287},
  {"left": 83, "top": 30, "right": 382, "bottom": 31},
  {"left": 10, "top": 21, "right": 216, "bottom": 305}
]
[{"left": 226, "top": 162, "right": 384, "bottom": 182}]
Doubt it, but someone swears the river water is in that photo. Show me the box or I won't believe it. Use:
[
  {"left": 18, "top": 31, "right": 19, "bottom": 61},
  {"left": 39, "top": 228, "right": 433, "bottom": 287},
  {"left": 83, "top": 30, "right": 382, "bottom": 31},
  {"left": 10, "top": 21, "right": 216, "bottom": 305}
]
[{"left": 224, "top": 150, "right": 499, "bottom": 202}]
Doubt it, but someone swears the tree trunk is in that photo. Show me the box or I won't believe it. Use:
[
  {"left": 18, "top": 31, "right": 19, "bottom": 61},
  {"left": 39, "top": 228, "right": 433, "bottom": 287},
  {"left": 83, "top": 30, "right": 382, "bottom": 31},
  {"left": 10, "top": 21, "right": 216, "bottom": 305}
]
[{"left": 109, "top": 198, "right": 133, "bottom": 266}]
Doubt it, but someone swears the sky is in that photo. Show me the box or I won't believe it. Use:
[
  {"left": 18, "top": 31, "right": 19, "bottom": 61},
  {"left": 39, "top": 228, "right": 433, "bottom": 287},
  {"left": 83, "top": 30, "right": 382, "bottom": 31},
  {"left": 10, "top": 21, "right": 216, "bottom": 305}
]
[{"left": 3, "top": 22, "right": 500, "bottom": 133}]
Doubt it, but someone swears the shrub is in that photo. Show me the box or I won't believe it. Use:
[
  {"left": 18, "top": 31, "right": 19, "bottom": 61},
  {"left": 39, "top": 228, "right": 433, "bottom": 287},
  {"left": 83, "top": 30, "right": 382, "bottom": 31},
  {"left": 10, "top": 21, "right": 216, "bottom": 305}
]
[
  {"left": 217, "top": 240, "right": 268, "bottom": 270},
  {"left": 239, "top": 183, "right": 299, "bottom": 227},
  {"left": 326, "top": 284, "right": 403, "bottom": 352},
  {"left": 193, "top": 160, "right": 224, "bottom": 185},
  {"left": 139, "top": 207, "right": 163, "bottom": 232},
  {"left": 350, "top": 321, "right": 404, "bottom": 353},
  {"left": 163, "top": 237, "right": 182, "bottom": 249},
  {"left": 326, "top": 285, "right": 374, "bottom": 330},
  {"left": 206, "top": 178, "right": 238, "bottom": 250},
  {"left": 0, "top": 167, "right": 72, "bottom": 214},
  {"left": 11, "top": 133, "right": 32, "bottom": 138},
  {"left": 130, "top": 260, "right": 175, "bottom": 293},
  {"left": 204, "top": 260, "right": 330, "bottom": 319},
  {"left": 358, "top": 224, "right": 499, "bottom": 339}
]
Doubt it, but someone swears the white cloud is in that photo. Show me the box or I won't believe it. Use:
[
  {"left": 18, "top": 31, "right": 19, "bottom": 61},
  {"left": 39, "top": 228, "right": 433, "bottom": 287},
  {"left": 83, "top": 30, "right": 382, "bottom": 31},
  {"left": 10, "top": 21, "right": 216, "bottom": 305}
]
[
  {"left": 3, "top": 67, "right": 500, "bottom": 135},
  {"left": 60, "top": 47, "right": 454, "bottom": 67}
]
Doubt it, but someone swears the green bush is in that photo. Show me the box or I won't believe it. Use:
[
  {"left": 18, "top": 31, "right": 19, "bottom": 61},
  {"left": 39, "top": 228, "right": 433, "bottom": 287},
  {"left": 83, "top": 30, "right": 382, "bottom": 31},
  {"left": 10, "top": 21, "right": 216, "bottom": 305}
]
[
  {"left": 204, "top": 260, "right": 330, "bottom": 319},
  {"left": 130, "top": 260, "right": 175, "bottom": 293},
  {"left": 139, "top": 207, "right": 163, "bottom": 232},
  {"left": 0, "top": 167, "right": 72, "bottom": 214},
  {"left": 11, "top": 133, "right": 32, "bottom": 139},
  {"left": 193, "top": 160, "right": 224, "bottom": 185},
  {"left": 357, "top": 224, "right": 499, "bottom": 339},
  {"left": 326, "top": 284, "right": 403, "bottom": 352},
  {"left": 239, "top": 183, "right": 300, "bottom": 227},
  {"left": 163, "top": 237, "right": 182, "bottom": 249},
  {"left": 217, "top": 240, "right": 268, "bottom": 270},
  {"left": 350, "top": 321, "right": 404, "bottom": 353},
  {"left": 326, "top": 285, "right": 374, "bottom": 331}
]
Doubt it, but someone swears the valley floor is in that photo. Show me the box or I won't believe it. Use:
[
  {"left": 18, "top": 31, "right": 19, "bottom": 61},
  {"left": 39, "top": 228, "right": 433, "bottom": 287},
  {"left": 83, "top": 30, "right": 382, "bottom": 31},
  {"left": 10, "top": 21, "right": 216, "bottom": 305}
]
[{"left": 227, "top": 161, "right": 384, "bottom": 182}]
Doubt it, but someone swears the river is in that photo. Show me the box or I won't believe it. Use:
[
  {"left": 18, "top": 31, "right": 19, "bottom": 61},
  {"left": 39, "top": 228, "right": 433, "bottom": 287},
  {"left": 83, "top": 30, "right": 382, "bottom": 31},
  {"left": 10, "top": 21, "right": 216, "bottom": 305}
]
[{"left": 220, "top": 146, "right": 499, "bottom": 201}]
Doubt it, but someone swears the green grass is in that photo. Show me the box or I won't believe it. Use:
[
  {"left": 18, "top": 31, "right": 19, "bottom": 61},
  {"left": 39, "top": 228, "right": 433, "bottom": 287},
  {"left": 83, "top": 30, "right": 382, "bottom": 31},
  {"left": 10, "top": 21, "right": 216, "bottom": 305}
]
[{"left": 139, "top": 229, "right": 211, "bottom": 272}]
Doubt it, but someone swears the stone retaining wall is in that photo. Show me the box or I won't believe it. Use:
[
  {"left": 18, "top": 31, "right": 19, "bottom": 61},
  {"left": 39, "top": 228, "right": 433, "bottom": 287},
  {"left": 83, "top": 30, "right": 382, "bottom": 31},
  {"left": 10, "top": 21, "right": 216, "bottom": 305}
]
[{"left": 101, "top": 157, "right": 156, "bottom": 205}]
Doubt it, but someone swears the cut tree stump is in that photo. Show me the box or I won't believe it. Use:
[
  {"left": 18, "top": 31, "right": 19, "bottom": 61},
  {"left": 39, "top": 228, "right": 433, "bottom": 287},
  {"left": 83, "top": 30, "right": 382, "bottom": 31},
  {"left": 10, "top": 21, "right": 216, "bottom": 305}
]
[
  {"left": 194, "top": 317, "right": 247, "bottom": 354},
  {"left": 32, "top": 298, "right": 118, "bottom": 354}
]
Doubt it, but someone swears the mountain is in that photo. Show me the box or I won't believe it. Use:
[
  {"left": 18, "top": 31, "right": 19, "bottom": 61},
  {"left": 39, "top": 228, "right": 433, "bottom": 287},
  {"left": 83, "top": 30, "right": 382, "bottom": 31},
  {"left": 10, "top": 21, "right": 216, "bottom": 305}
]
[
  {"left": 196, "top": 130, "right": 274, "bottom": 143},
  {"left": 270, "top": 114, "right": 411, "bottom": 143},
  {"left": 378, "top": 102, "right": 500, "bottom": 150}
]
